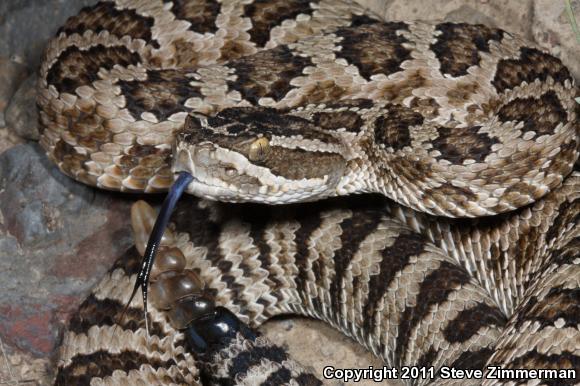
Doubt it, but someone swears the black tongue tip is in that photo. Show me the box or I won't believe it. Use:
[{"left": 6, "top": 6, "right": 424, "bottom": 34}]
[{"left": 122, "top": 171, "right": 194, "bottom": 334}]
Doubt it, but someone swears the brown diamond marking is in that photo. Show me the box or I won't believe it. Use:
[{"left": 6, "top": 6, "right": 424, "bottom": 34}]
[
  {"left": 323, "top": 99, "right": 374, "bottom": 110},
  {"left": 431, "top": 23, "right": 503, "bottom": 77},
  {"left": 118, "top": 69, "right": 201, "bottom": 120},
  {"left": 431, "top": 126, "right": 499, "bottom": 164},
  {"left": 312, "top": 110, "right": 364, "bottom": 132},
  {"left": 335, "top": 22, "right": 411, "bottom": 80},
  {"left": 497, "top": 90, "right": 568, "bottom": 138},
  {"left": 227, "top": 46, "right": 312, "bottom": 104},
  {"left": 168, "top": 0, "right": 220, "bottom": 34},
  {"left": 493, "top": 47, "right": 572, "bottom": 93},
  {"left": 373, "top": 104, "right": 424, "bottom": 151},
  {"left": 244, "top": 0, "right": 314, "bottom": 47},
  {"left": 58, "top": 2, "right": 158, "bottom": 47},
  {"left": 47, "top": 45, "right": 141, "bottom": 95}
]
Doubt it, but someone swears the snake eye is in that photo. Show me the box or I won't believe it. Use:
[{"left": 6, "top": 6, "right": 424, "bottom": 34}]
[
  {"left": 248, "top": 137, "right": 270, "bottom": 162},
  {"left": 225, "top": 167, "right": 238, "bottom": 177}
]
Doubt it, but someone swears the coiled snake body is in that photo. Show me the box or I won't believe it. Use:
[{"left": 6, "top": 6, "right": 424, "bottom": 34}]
[{"left": 38, "top": 0, "right": 580, "bottom": 384}]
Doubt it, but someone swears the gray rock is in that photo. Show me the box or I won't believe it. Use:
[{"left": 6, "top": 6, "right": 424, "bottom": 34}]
[
  {"left": 374, "top": 0, "right": 534, "bottom": 38},
  {"left": 5, "top": 75, "right": 39, "bottom": 140},
  {"left": 0, "top": 143, "right": 135, "bottom": 362},
  {"left": 533, "top": 0, "right": 580, "bottom": 80},
  {"left": 260, "top": 318, "right": 401, "bottom": 386},
  {"left": 0, "top": 0, "right": 95, "bottom": 70},
  {"left": 0, "top": 127, "right": 23, "bottom": 155},
  {"left": 444, "top": 5, "right": 500, "bottom": 27},
  {"left": 0, "top": 58, "right": 28, "bottom": 126}
]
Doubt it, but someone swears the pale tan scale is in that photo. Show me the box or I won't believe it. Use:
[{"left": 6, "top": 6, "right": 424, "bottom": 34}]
[
  {"left": 126, "top": 120, "right": 152, "bottom": 136},
  {"left": 139, "top": 132, "right": 170, "bottom": 146},
  {"left": 95, "top": 104, "right": 119, "bottom": 120},
  {"left": 100, "top": 142, "right": 123, "bottom": 155},
  {"left": 105, "top": 118, "right": 128, "bottom": 133},
  {"left": 112, "top": 132, "right": 135, "bottom": 146}
]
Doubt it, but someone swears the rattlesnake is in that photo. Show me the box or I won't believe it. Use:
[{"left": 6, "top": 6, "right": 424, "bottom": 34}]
[{"left": 37, "top": 0, "right": 580, "bottom": 385}]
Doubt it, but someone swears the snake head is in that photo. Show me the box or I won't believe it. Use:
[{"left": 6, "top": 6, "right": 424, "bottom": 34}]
[{"left": 173, "top": 107, "right": 352, "bottom": 204}]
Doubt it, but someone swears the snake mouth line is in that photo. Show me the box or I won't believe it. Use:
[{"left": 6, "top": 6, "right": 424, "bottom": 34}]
[{"left": 180, "top": 174, "right": 240, "bottom": 201}]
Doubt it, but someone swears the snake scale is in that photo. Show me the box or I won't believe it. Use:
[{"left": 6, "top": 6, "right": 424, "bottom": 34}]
[{"left": 36, "top": 0, "right": 580, "bottom": 384}]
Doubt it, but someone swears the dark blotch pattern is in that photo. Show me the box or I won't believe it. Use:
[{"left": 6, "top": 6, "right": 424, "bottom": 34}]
[
  {"left": 362, "top": 232, "right": 425, "bottom": 333},
  {"left": 450, "top": 348, "right": 495, "bottom": 371},
  {"left": 350, "top": 14, "right": 379, "bottom": 27},
  {"left": 114, "top": 144, "right": 171, "bottom": 177},
  {"left": 69, "top": 294, "right": 165, "bottom": 338},
  {"left": 494, "top": 350, "right": 580, "bottom": 382},
  {"left": 230, "top": 344, "right": 289, "bottom": 375},
  {"left": 204, "top": 107, "right": 341, "bottom": 144},
  {"left": 431, "top": 23, "right": 503, "bottom": 77},
  {"left": 244, "top": 0, "right": 313, "bottom": 47},
  {"left": 119, "top": 69, "right": 201, "bottom": 120},
  {"left": 423, "top": 183, "right": 477, "bottom": 207},
  {"left": 312, "top": 110, "right": 364, "bottom": 132},
  {"left": 47, "top": 45, "right": 141, "bottom": 95},
  {"left": 53, "top": 139, "right": 91, "bottom": 177},
  {"left": 497, "top": 90, "right": 568, "bottom": 138},
  {"left": 431, "top": 125, "right": 499, "bottom": 164},
  {"left": 54, "top": 350, "right": 180, "bottom": 386},
  {"left": 293, "top": 213, "right": 324, "bottom": 301},
  {"left": 225, "top": 124, "right": 247, "bottom": 135},
  {"left": 409, "top": 97, "right": 440, "bottom": 119},
  {"left": 335, "top": 22, "right": 411, "bottom": 80},
  {"left": 443, "top": 302, "right": 506, "bottom": 343},
  {"left": 227, "top": 46, "right": 312, "bottom": 104},
  {"left": 262, "top": 367, "right": 293, "bottom": 385},
  {"left": 197, "top": 330, "right": 322, "bottom": 385},
  {"left": 324, "top": 98, "right": 374, "bottom": 110},
  {"left": 58, "top": 2, "right": 157, "bottom": 47},
  {"left": 296, "top": 373, "right": 324, "bottom": 385},
  {"left": 546, "top": 200, "right": 580, "bottom": 250},
  {"left": 373, "top": 104, "right": 424, "bottom": 151},
  {"left": 169, "top": 0, "right": 220, "bottom": 34},
  {"left": 395, "top": 260, "right": 472, "bottom": 365},
  {"left": 493, "top": 47, "right": 573, "bottom": 93},
  {"left": 515, "top": 287, "right": 580, "bottom": 330},
  {"left": 330, "top": 210, "right": 384, "bottom": 316},
  {"left": 109, "top": 246, "right": 143, "bottom": 276},
  {"left": 244, "top": 207, "right": 273, "bottom": 275},
  {"left": 417, "top": 347, "right": 438, "bottom": 369},
  {"left": 550, "top": 236, "right": 580, "bottom": 269}
]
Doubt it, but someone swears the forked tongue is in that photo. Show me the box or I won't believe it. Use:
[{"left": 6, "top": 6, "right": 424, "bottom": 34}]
[{"left": 121, "top": 171, "right": 193, "bottom": 336}]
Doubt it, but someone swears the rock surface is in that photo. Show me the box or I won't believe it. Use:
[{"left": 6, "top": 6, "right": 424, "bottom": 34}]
[
  {"left": 0, "top": 58, "right": 28, "bottom": 126},
  {"left": 0, "top": 144, "right": 135, "bottom": 384},
  {"left": 533, "top": 0, "right": 580, "bottom": 80},
  {"left": 262, "top": 318, "right": 399, "bottom": 386},
  {"left": 0, "top": 0, "right": 96, "bottom": 70},
  {"left": 362, "top": 0, "right": 534, "bottom": 38},
  {"left": 0, "top": 126, "right": 22, "bottom": 154},
  {"left": 5, "top": 75, "right": 39, "bottom": 140}
]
